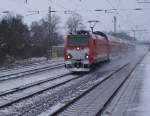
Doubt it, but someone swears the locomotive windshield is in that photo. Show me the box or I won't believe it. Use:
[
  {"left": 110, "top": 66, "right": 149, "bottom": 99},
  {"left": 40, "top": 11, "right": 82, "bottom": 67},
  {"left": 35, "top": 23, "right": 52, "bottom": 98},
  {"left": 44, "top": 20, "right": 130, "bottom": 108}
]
[{"left": 67, "top": 37, "right": 89, "bottom": 46}]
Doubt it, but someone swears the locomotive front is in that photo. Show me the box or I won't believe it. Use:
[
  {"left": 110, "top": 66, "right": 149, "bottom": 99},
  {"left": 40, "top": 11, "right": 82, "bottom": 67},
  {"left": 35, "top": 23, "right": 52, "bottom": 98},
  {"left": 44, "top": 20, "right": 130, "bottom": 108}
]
[{"left": 64, "top": 32, "right": 91, "bottom": 72}]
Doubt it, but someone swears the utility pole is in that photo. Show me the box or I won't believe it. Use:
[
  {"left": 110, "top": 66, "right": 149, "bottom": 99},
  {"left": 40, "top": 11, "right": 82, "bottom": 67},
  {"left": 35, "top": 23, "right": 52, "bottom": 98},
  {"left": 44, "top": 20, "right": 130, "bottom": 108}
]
[
  {"left": 47, "top": 6, "right": 56, "bottom": 60},
  {"left": 47, "top": 6, "right": 52, "bottom": 60},
  {"left": 114, "top": 16, "right": 117, "bottom": 33},
  {"left": 25, "top": 0, "right": 28, "bottom": 4}
]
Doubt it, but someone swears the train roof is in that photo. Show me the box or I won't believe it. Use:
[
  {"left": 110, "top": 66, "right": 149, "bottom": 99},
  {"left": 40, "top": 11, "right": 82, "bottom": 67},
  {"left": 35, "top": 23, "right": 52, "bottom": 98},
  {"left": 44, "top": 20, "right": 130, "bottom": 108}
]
[
  {"left": 66, "top": 30, "right": 133, "bottom": 44},
  {"left": 107, "top": 34, "right": 132, "bottom": 44},
  {"left": 93, "top": 31, "right": 106, "bottom": 37}
]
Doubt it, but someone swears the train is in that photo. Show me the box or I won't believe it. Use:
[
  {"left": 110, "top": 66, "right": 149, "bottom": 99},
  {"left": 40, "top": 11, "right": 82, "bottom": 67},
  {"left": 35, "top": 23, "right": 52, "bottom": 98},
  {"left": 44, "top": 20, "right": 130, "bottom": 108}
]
[{"left": 64, "top": 30, "right": 135, "bottom": 72}]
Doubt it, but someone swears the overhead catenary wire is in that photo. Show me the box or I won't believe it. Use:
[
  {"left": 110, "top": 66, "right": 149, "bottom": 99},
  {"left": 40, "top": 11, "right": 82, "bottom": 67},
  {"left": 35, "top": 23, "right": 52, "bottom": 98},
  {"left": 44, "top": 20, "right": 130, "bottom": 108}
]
[
  {"left": 106, "top": 0, "right": 147, "bottom": 40},
  {"left": 104, "top": 0, "right": 138, "bottom": 32},
  {"left": 1, "top": 0, "right": 148, "bottom": 33},
  {"left": 136, "top": 0, "right": 150, "bottom": 3}
]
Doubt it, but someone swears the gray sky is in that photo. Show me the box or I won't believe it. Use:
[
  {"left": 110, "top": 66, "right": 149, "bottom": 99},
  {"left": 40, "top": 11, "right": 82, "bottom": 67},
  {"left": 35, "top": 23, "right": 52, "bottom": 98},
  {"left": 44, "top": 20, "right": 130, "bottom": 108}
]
[{"left": 0, "top": 0, "right": 150, "bottom": 41}]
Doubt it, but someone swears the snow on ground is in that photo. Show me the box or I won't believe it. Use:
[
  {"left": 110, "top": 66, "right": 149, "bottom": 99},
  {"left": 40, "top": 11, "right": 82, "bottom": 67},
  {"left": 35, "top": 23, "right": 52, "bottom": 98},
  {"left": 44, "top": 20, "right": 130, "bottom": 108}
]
[
  {"left": 0, "top": 67, "right": 69, "bottom": 93},
  {"left": 123, "top": 52, "right": 150, "bottom": 116},
  {"left": 0, "top": 45, "right": 149, "bottom": 116},
  {"left": 103, "top": 49, "right": 150, "bottom": 116},
  {"left": 0, "top": 56, "right": 64, "bottom": 70},
  {"left": 136, "top": 53, "right": 150, "bottom": 116}
]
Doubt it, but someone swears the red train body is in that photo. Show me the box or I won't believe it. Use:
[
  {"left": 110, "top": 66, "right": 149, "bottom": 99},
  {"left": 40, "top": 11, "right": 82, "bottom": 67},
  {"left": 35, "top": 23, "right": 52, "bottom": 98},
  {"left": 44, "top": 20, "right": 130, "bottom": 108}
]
[{"left": 64, "top": 31, "right": 134, "bottom": 72}]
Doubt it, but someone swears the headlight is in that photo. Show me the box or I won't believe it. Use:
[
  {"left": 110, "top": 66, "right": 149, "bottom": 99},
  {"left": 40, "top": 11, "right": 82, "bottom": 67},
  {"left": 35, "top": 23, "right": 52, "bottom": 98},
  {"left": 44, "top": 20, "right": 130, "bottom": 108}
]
[
  {"left": 85, "top": 54, "right": 89, "bottom": 59},
  {"left": 67, "top": 54, "right": 72, "bottom": 59}
]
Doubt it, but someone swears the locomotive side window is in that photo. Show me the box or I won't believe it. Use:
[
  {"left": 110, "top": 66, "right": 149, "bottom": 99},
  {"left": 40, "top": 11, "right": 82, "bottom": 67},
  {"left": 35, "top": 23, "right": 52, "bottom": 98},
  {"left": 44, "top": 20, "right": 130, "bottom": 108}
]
[{"left": 67, "top": 37, "right": 89, "bottom": 46}]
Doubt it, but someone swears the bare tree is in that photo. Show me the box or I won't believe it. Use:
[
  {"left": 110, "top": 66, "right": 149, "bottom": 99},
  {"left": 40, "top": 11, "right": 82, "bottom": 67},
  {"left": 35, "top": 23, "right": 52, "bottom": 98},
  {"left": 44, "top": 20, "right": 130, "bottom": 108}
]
[
  {"left": 0, "top": 13, "right": 63, "bottom": 63},
  {"left": 51, "top": 15, "right": 61, "bottom": 34},
  {"left": 30, "top": 14, "right": 63, "bottom": 57},
  {"left": 30, "top": 14, "right": 62, "bottom": 45},
  {"left": 66, "top": 13, "right": 85, "bottom": 34},
  {"left": 0, "top": 14, "right": 30, "bottom": 60}
]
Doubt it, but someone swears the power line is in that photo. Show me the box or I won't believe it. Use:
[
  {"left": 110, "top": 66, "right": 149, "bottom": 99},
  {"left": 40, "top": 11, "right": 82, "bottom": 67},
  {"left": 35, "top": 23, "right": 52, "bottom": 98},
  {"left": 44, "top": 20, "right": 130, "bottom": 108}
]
[
  {"left": 137, "top": 0, "right": 150, "bottom": 3},
  {"left": 104, "top": 0, "right": 139, "bottom": 33},
  {"left": 50, "top": 0, "right": 68, "bottom": 10}
]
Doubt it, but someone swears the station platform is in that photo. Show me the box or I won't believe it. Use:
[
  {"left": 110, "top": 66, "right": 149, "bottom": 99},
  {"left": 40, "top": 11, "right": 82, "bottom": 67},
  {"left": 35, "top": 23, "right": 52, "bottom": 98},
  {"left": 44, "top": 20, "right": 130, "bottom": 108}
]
[{"left": 103, "top": 51, "right": 150, "bottom": 116}]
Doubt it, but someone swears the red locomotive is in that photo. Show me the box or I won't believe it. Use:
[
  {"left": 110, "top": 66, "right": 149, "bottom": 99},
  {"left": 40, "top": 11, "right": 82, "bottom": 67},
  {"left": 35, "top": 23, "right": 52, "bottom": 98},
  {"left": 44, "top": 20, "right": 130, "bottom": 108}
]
[{"left": 64, "top": 30, "right": 134, "bottom": 72}]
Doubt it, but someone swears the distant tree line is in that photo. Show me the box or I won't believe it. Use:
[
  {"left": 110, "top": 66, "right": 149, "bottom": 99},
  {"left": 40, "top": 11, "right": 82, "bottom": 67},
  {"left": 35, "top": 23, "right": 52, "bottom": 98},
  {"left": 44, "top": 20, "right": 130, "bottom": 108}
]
[
  {"left": 0, "top": 12, "right": 86, "bottom": 64},
  {"left": 0, "top": 14, "right": 65, "bottom": 64}
]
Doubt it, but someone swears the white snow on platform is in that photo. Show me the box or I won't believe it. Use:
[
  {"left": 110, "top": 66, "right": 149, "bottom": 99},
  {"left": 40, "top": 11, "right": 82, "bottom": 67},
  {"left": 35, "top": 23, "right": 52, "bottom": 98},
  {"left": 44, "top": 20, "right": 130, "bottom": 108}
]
[{"left": 137, "top": 53, "right": 150, "bottom": 116}]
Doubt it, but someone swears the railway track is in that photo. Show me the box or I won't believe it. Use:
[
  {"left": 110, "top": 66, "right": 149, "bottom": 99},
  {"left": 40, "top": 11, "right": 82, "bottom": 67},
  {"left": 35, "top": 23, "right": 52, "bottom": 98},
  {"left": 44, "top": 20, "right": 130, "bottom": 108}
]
[
  {"left": 0, "top": 57, "right": 127, "bottom": 114},
  {"left": 97, "top": 53, "right": 147, "bottom": 116},
  {"left": 0, "top": 51, "right": 144, "bottom": 116},
  {"left": 0, "top": 62, "right": 125, "bottom": 116},
  {"left": 0, "top": 58, "right": 48, "bottom": 71},
  {"left": 0, "top": 72, "right": 86, "bottom": 109},
  {"left": 0, "top": 59, "right": 63, "bottom": 73},
  {"left": 37, "top": 53, "right": 145, "bottom": 116},
  {"left": 39, "top": 63, "right": 129, "bottom": 116},
  {"left": 0, "top": 63, "right": 64, "bottom": 82}
]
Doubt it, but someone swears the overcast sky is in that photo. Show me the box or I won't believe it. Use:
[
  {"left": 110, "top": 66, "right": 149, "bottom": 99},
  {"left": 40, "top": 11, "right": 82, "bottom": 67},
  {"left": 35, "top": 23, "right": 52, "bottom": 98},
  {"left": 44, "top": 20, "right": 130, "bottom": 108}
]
[{"left": 0, "top": 0, "right": 150, "bottom": 41}]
